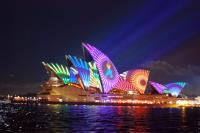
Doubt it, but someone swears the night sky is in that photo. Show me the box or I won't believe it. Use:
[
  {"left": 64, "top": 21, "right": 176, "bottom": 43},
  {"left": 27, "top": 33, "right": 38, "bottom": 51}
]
[{"left": 0, "top": 0, "right": 200, "bottom": 95}]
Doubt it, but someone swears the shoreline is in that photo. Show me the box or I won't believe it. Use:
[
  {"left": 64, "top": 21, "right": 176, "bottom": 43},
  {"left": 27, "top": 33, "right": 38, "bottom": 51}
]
[{"left": 11, "top": 100, "right": 200, "bottom": 107}]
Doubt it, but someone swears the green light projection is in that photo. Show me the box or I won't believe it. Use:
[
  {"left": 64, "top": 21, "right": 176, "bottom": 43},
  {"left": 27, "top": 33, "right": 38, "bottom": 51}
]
[
  {"left": 47, "top": 63, "right": 70, "bottom": 84},
  {"left": 88, "top": 62, "right": 103, "bottom": 92}
]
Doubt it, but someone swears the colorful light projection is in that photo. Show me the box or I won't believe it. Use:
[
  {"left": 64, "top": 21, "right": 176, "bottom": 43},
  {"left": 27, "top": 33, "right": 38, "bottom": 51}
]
[
  {"left": 165, "top": 82, "right": 186, "bottom": 97},
  {"left": 67, "top": 55, "right": 90, "bottom": 89},
  {"left": 69, "top": 68, "right": 79, "bottom": 84},
  {"left": 42, "top": 62, "right": 70, "bottom": 84},
  {"left": 126, "top": 69, "right": 150, "bottom": 94},
  {"left": 113, "top": 77, "right": 135, "bottom": 91},
  {"left": 82, "top": 43, "right": 119, "bottom": 93},
  {"left": 88, "top": 62, "right": 103, "bottom": 92},
  {"left": 149, "top": 81, "right": 167, "bottom": 94}
]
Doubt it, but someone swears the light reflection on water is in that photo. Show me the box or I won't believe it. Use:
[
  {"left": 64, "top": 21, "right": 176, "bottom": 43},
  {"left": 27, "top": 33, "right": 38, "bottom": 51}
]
[{"left": 0, "top": 104, "right": 200, "bottom": 132}]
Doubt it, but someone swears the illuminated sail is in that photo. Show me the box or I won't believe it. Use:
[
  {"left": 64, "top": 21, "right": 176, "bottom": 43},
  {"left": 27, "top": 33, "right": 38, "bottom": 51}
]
[
  {"left": 42, "top": 62, "right": 70, "bottom": 84},
  {"left": 88, "top": 62, "right": 103, "bottom": 92},
  {"left": 83, "top": 43, "right": 119, "bottom": 93},
  {"left": 69, "top": 67, "right": 79, "bottom": 84},
  {"left": 126, "top": 69, "right": 150, "bottom": 94},
  {"left": 149, "top": 81, "right": 167, "bottom": 94},
  {"left": 67, "top": 55, "right": 90, "bottom": 89},
  {"left": 165, "top": 82, "right": 186, "bottom": 97}
]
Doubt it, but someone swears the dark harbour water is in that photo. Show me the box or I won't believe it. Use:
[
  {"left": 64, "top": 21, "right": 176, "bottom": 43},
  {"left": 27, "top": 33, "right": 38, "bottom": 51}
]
[{"left": 0, "top": 103, "right": 200, "bottom": 133}]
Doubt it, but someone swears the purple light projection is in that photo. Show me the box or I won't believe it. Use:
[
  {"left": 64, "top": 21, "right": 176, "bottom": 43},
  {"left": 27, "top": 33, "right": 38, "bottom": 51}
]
[
  {"left": 149, "top": 81, "right": 167, "bottom": 94},
  {"left": 82, "top": 43, "right": 119, "bottom": 93}
]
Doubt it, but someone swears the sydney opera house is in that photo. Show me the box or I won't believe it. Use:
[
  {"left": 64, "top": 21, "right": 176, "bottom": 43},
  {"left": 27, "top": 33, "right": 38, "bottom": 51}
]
[{"left": 38, "top": 43, "right": 187, "bottom": 103}]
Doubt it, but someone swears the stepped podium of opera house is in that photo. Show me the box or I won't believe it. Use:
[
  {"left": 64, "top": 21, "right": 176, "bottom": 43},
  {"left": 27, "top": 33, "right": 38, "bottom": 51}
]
[{"left": 38, "top": 84, "right": 187, "bottom": 104}]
